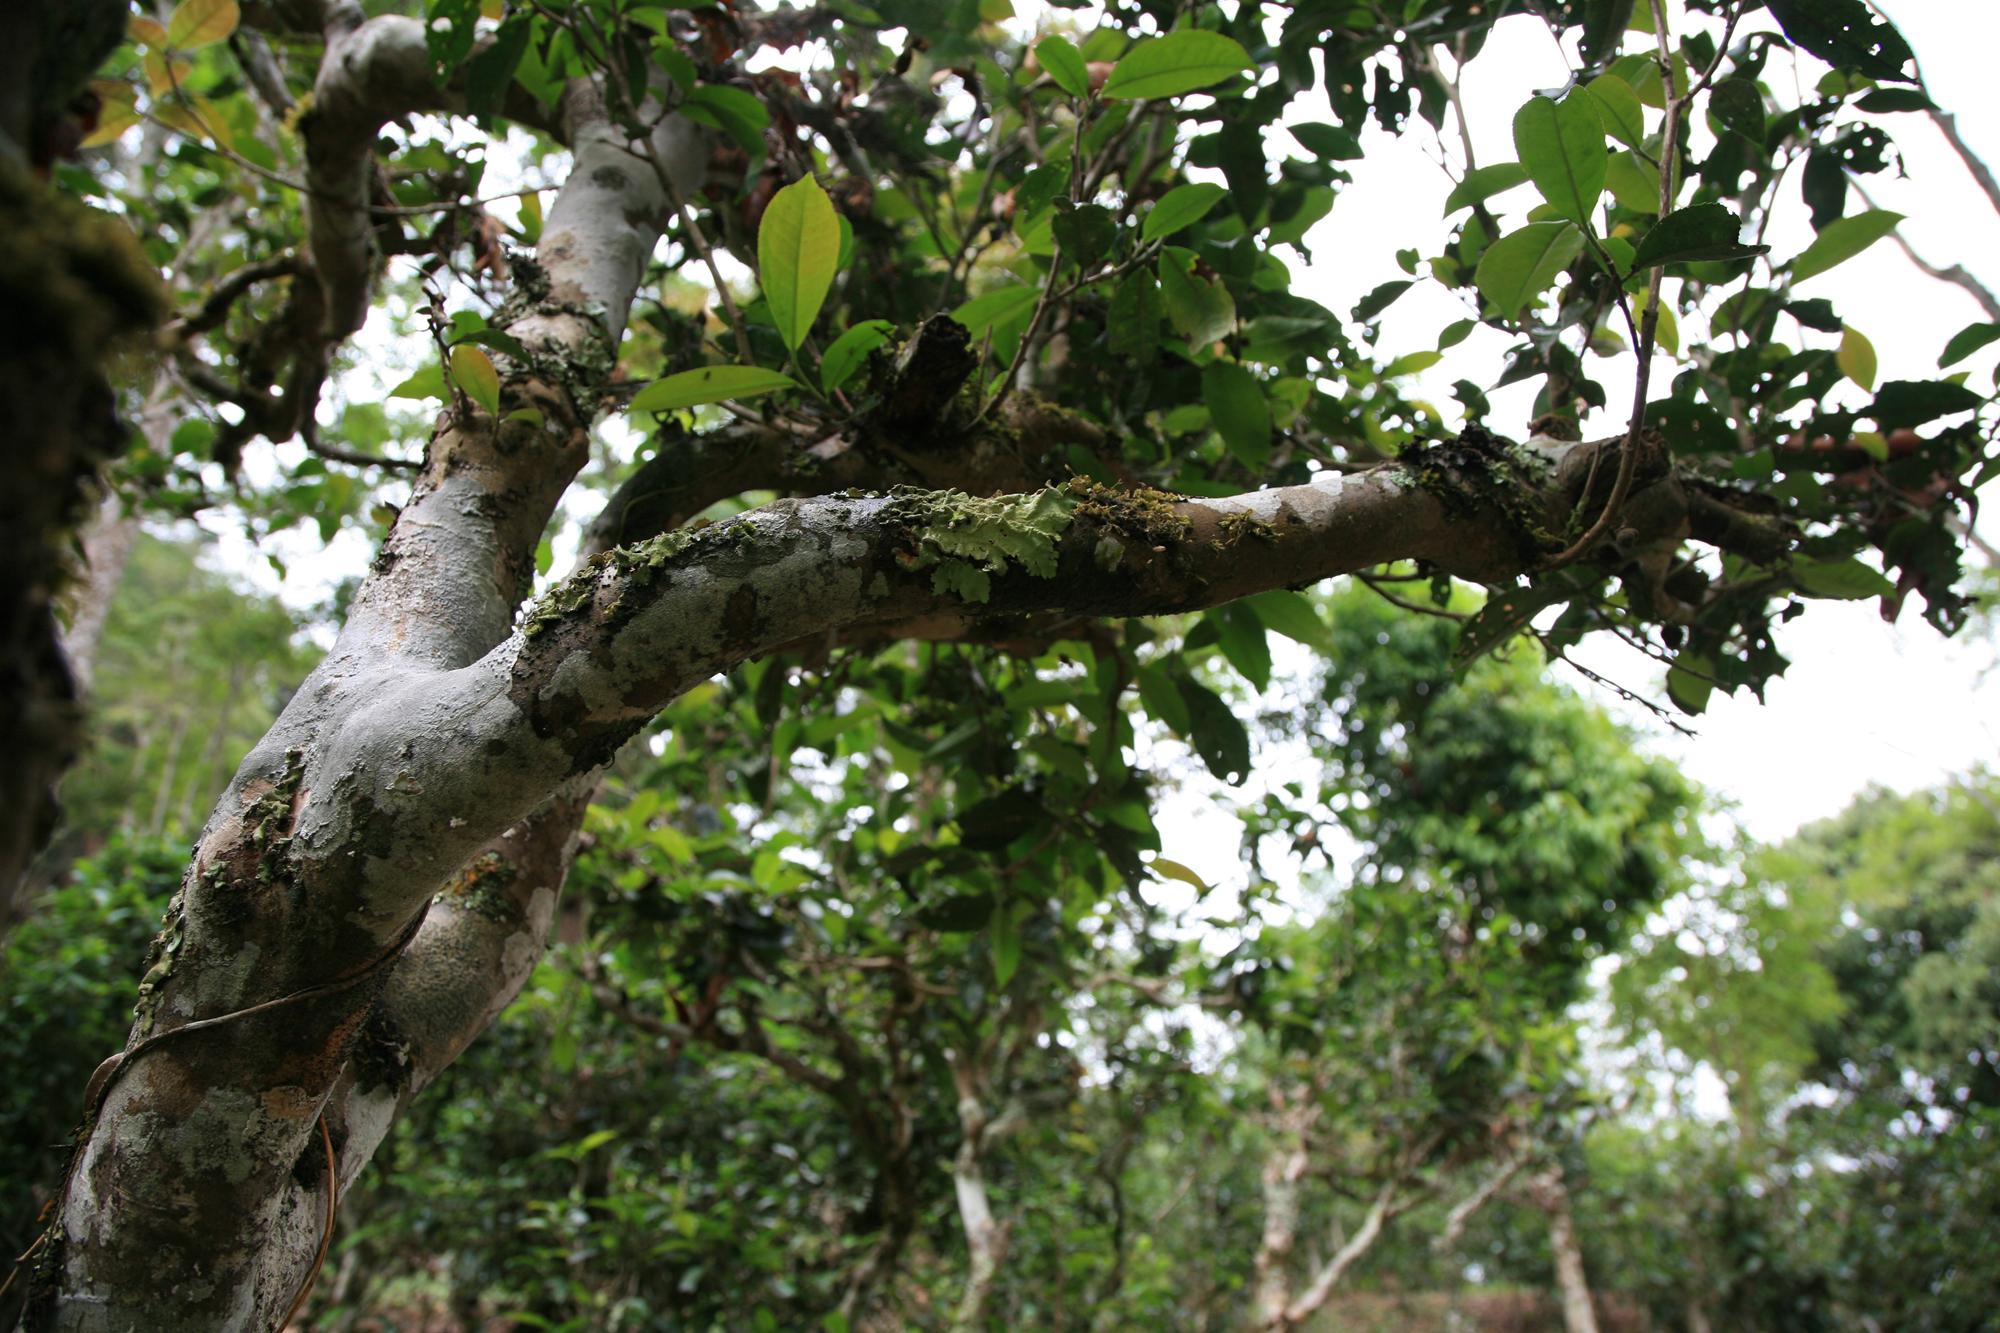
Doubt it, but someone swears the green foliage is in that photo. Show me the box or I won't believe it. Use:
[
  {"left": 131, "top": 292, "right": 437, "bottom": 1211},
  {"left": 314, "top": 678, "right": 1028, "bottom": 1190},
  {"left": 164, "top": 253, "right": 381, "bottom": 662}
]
[{"left": 1, "top": 838, "right": 181, "bottom": 1261}]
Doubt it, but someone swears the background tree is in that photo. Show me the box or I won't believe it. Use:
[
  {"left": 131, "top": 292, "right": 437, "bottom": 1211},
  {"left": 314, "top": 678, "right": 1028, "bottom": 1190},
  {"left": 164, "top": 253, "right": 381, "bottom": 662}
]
[{"left": 8, "top": 0, "right": 1997, "bottom": 1327}]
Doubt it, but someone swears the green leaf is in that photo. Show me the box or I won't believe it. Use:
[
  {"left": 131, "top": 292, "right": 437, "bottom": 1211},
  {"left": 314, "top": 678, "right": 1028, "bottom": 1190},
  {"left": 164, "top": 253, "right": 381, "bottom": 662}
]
[
  {"left": 1101, "top": 30, "right": 1250, "bottom": 100},
  {"left": 1789, "top": 209, "right": 1903, "bottom": 283},
  {"left": 1202, "top": 362, "right": 1270, "bottom": 468},
  {"left": 449, "top": 345, "right": 501, "bottom": 415},
  {"left": 450, "top": 326, "right": 529, "bottom": 361},
  {"left": 758, "top": 175, "right": 840, "bottom": 351},
  {"left": 1289, "top": 122, "right": 1362, "bottom": 160},
  {"left": 1604, "top": 151, "right": 1659, "bottom": 214},
  {"left": 1666, "top": 653, "right": 1715, "bottom": 715},
  {"left": 1938, "top": 321, "right": 2000, "bottom": 369},
  {"left": 1792, "top": 556, "right": 1896, "bottom": 600},
  {"left": 1159, "top": 254, "right": 1235, "bottom": 347},
  {"left": 1442, "top": 162, "right": 1528, "bottom": 216},
  {"left": 1208, "top": 603, "right": 1271, "bottom": 690},
  {"left": 1142, "top": 182, "right": 1228, "bottom": 241},
  {"left": 1453, "top": 584, "right": 1566, "bottom": 668},
  {"left": 1474, "top": 221, "right": 1584, "bottom": 319},
  {"left": 1134, "top": 662, "right": 1191, "bottom": 734},
  {"left": 166, "top": 0, "right": 238, "bottom": 50},
  {"left": 1765, "top": 0, "right": 1915, "bottom": 83},
  {"left": 1035, "top": 35, "right": 1090, "bottom": 98},
  {"left": 680, "top": 85, "right": 771, "bottom": 160},
  {"left": 1175, "top": 676, "right": 1251, "bottom": 784},
  {"left": 1511, "top": 93, "right": 1607, "bottom": 226},
  {"left": 990, "top": 900, "right": 1022, "bottom": 987},
  {"left": 1354, "top": 279, "right": 1414, "bottom": 323},
  {"left": 629, "top": 365, "right": 797, "bottom": 413},
  {"left": 1149, "top": 857, "right": 1210, "bottom": 895},
  {"left": 1585, "top": 74, "right": 1646, "bottom": 149},
  {"left": 1107, "top": 269, "right": 1162, "bottom": 359},
  {"left": 1707, "top": 78, "right": 1766, "bottom": 143},
  {"left": 389, "top": 362, "right": 447, "bottom": 403},
  {"left": 1838, "top": 325, "right": 1877, "bottom": 391},
  {"left": 1870, "top": 379, "right": 1984, "bottom": 430},
  {"left": 1242, "top": 590, "right": 1326, "bottom": 650},
  {"left": 819, "top": 319, "right": 894, "bottom": 392},
  {"left": 1629, "top": 203, "right": 1768, "bottom": 269},
  {"left": 1051, "top": 200, "right": 1117, "bottom": 267},
  {"left": 954, "top": 284, "right": 1040, "bottom": 338}
]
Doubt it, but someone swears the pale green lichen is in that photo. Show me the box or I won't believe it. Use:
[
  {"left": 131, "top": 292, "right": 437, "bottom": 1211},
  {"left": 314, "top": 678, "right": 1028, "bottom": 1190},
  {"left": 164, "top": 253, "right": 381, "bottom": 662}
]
[{"left": 888, "top": 486, "right": 1076, "bottom": 603}]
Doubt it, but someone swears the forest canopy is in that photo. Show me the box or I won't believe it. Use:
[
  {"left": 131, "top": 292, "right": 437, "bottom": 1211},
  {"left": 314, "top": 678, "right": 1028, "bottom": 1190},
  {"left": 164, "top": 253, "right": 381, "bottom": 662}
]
[{"left": 0, "top": 0, "right": 1996, "bottom": 1328}]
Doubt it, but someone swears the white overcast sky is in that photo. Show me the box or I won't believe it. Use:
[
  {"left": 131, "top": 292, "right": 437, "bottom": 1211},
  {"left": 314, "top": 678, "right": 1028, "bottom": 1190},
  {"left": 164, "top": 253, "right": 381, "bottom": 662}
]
[{"left": 195, "top": 0, "right": 1998, "bottom": 857}]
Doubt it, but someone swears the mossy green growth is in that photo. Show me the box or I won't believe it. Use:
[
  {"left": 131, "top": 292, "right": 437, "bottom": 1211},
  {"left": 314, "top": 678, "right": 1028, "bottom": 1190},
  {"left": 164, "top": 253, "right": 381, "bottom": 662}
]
[{"left": 887, "top": 486, "right": 1075, "bottom": 603}]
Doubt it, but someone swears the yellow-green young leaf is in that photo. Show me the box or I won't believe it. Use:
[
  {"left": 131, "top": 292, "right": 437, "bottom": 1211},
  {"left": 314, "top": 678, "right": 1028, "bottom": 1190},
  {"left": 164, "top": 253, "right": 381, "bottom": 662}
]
[
  {"left": 166, "top": 0, "right": 239, "bottom": 50},
  {"left": 819, "top": 319, "right": 895, "bottom": 392},
  {"left": 1635, "top": 291, "right": 1680, "bottom": 356},
  {"left": 1839, "top": 325, "right": 1878, "bottom": 390},
  {"left": 758, "top": 175, "right": 840, "bottom": 351},
  {"left": 1149, "top": 857, "right": 1210, "bottom": 895},
  {"left": 450, "top": 345, "right": 502, "bottom": 415},
  {"left": 1101, "top": 30, "right": 1249, "bottom": 100},
  {"left": 1790, "top": 209, "right": 1904, "bottom": 283},
  {"left": 629, "top": 365, "right": 797, "bottom": 413},
  {"left": 1474, "top": 221, "right": 1584, "bottom": 319},
  {"left": 128, "top": 15, "right": 168, "bottom": 47},
  {"left": 1035, "top": 35, "right": 1090, "bottom": 99},
  {"left": 1512, "top": 93, "right": 1607, "bottom": 226}
]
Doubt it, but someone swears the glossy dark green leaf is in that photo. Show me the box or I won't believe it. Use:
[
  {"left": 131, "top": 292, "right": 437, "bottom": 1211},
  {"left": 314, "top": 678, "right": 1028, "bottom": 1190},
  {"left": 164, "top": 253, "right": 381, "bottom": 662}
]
[
  {"left": 1940, "top": 322, "right": 2000, "bottom": 369},
  {"left": 1051, "top": 200, "right": 1117, "bottom": 266},
  {"left": 1630, "top": 203, "right": 1768, "bottom": 269},
  {"left": 1107, "top": 269, "right": 1162, "bottom": 358},
  {"left": 1202, "top": 361, "right": 1271, "bottom": 468},
  {"left": 1870, "top": 379, "right": 1984, "bottom": 430},
  {"left": 1765, "top": 0, "right": 1915, "bottom": 83},
  {"left": 1707, "top": 78, "right": 1766, "bottom": 143},
  {"left": 1208, "top": 603, "right": 1271, "bottom": 690},
  {"left": 1289, "top": 122, "right": 1363, "bottom": 160},
  {"left": 1353, "top": 280, "right": 1414, "bottom": 323},
  {"left": 1175, "top": 676, "right": 1251, "bottom": 784}
]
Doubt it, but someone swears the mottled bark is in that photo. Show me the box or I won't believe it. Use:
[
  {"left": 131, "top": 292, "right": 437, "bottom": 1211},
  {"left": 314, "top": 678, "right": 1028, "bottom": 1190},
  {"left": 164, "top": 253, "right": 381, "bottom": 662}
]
[{"left": 37, "top": 85, "right": 710, "bottom": 1332}]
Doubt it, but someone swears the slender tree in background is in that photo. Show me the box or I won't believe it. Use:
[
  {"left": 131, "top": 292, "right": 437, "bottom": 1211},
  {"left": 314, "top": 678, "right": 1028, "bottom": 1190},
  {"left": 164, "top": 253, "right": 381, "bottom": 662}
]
[{"left": 5, "top": 0, "right": 1998, "bottom": 1327}]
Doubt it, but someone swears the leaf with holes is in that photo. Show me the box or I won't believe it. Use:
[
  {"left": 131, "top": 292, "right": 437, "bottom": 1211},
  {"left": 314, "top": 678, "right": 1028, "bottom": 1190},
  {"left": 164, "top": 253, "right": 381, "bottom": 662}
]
[{"left": 1630, "top": 203, "right": 1768, "bottom": 269}]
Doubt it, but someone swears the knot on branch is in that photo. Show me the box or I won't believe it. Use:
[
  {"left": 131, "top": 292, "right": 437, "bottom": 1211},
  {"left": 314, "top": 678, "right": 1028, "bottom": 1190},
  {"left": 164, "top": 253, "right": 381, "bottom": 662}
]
[{"left": 866, "top": 314, "right": 978, "bottom": 438}]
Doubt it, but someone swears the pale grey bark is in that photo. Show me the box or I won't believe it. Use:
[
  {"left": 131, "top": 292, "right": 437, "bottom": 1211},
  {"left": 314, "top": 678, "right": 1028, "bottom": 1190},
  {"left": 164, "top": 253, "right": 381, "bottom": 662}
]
[{"left": 60, "top": 496, "right": 137, "bottom": 695}]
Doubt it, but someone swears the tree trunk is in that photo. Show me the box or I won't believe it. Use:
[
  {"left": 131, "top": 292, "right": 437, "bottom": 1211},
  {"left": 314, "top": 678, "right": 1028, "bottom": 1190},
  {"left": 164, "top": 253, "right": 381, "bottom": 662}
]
[{"left": 1537, "top": 1168, "right": 1600, "bottom": 1333}]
